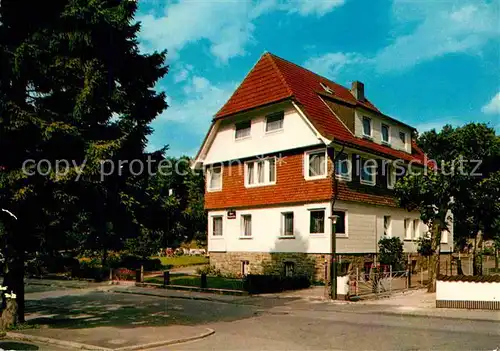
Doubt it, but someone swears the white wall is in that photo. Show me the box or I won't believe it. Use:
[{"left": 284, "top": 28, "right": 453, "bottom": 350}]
[
  {"left": 207, "top": 200, "right": 446, "bottom": 254},
  {"left": 204, "top": 103, "right": 322, "bottom": 165},
  {"left": 437, "top": 280, "right": 500, "bottom": 302},
  {"left": 354, "top": 108, "right": 412, "bottom": 153}
]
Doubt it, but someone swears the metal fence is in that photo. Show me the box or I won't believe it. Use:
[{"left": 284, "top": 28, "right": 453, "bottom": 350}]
[{"left": 348, "top": 266, "right": 426, "bottom": 297}]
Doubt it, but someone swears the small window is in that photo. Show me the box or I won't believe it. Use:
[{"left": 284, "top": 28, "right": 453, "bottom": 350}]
[
  {"left": 235, "top": 121, "right": 251, "bottom": 140},
  {"left": 284, "top": 262, "right": 294, "bottom": 277},
  {"left": 208, "top": 166, "right": 222, "bottom": 191},
  {"left": 399, "top": 131, "right": 406, "bottom": 144},
  {"left": 333, "top": 211, "right": 346, "bottom": 235},
  {"left": 335, "top": 152, "right": 351, "bottom": 180},
  {"left": 362, "top": 117, "right": 372, "bottom": 137},
  {"left": 310, "top": 210, "right": 325, "bottom": 234},
  {"left": 241, "top": 215, "right": 252, "bottom": 237},
  {"left": 382, "top": 124, "right": 390, "bottom": 143},
  {"left": 265, "top": 112, "right": 284, "bottom": 132},
  {"left": 384, "top": 216, "right": 391, "bottom": 237},
  {"left": 245, "top": 158, "right": 276, "bottom": 187},
  {"left": 212, "top": 216, "right": 223, "bottom": 236},
  {"left": 413, "top": 219, "right": 420, "bottom": 239},
  {"left": 282, "top": 212, "right": 294, "bottom": 236},
  {"left": 404, "top": 219, "right": 412, "bottom": 239},
  {"left": 241, "top": 261, "right": 250, "bottom": 276},
  {"left": 306, "top": 150, "right": 327, "bottom": 179},
  {"left": 360, "top": 159, "right": 376, "bottom": 186},
  {"left": 386, "top": 163, "right": 395, "bottom": 189},
  {"left": 320, "top": 82, "right": 333, "bottom": 94}
]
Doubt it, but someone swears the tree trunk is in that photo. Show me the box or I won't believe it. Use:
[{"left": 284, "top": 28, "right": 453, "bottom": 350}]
[
  {"left": 427, "top": 221, "right": 442, "bottom": 293},
  {"left": 473, "top": 231, "right": 483, "bottom": 276},
  {"left": 495, "top": 249, "right": 499, "bottom": 270}
]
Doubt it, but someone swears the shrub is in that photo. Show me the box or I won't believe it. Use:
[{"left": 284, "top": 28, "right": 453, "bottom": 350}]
[
  {"left": 195, "top": 265, "right": 221, "bottom": 276},
  {"left": 113, "top": 268, "right": 136, "bottom": 281},
  {"left": 117, "top": 255, "right": 162, "bottom": 271},
  {"left": 378, "top": 237, "right": 405, "bottom": 271},
  {"left": 243, "top": 274, "right": 311, "bottom": 294}
]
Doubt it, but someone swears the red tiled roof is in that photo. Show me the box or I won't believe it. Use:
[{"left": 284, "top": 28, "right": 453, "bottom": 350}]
[{"left": 215, "top": 53, "right": 425, "bottom": 163}]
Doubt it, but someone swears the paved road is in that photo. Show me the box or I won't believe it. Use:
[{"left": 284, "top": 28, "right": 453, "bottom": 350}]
[
  {"left": 164, "top": 307, "right": 500, "bottom": 350},
  {"left": 15, "top": 284, "right": 500, "bottom": 351}
]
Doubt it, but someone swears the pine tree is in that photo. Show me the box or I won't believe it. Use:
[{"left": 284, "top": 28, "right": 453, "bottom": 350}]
[{"left": 0, "top": 0, "right": 168, "bottom": 326}]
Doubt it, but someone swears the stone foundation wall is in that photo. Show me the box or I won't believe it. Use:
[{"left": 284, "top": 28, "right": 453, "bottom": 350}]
[{"left": 210, "top": 252, "right": 453, "bottom": 282}]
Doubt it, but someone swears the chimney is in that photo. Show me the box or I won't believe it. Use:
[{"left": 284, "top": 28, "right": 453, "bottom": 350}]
[{"left": 351, "top": 81, "right": 365, "bottom": 101}]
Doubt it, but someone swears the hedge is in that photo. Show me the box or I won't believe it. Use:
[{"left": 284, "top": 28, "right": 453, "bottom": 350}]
[{"left": 243, "top": 274, "right": 311, "bottom": 294}]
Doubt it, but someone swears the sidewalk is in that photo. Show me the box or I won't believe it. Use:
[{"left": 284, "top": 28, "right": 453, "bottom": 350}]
[
  {"left": 9, "top": 325, "right": 214, "bottom": 351},
  {"left": 110, "top": 285, "right": 252, "bottom": 304},
  {"left": 353, "top": 289, "right": 500, "bottom": 322}
]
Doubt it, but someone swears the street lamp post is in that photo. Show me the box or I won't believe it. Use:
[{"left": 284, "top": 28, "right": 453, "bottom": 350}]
[{"left": 329, "top": 214, "right": 339, "bottom": 300}]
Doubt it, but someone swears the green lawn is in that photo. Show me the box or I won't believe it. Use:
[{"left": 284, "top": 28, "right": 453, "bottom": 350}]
[
  {"left": 154, "top": 255, "right": 209, "bottom": 268},
  {"left": 145, "top": 274, "right": 243, "bottom": 291}
]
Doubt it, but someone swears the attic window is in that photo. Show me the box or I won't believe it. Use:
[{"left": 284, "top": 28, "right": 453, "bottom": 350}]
[{"left": 320, "top": 82, "right": 333, "bottom": 94}]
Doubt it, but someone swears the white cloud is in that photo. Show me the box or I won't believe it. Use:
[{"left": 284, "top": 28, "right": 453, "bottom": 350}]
[
  {"left": 374, "top": 0, "right": 500, "bottom": 72},
  {"left": 159, "top": 75, "right": 237, "bottom": 128},
  {"left": 173, "top": 64, "right": 193, "bottom": 83},
  {"left": 288, "top": 0, "right": 345, "bottom": 17},
  {"left": 304, "top": 52, "right": 369, "bottom": 79},
  {"left": 137, "top": 0, "right": 345, "bottom": 62},
  {"left": 305, "top": 1, "right": 499, "bottom": 75},
  {"left": 481, "top": 92, "right": 500, "bottom": 115}
]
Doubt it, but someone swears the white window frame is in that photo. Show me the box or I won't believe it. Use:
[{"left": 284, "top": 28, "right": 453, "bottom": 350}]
[
  {"left": 360, "top": 158, "right": 376, "bottom": 186},
  {"left": 280, "top": 212, "right": 295, "bottom": 238},
  {"left": 335, "top": 151, "right": 352, "bottom": 181},
  {"left": 241, "top": 260, "right": 250, "bottom": 276},
  {"left": 284, "top": 261, "right": 295, "bottom": 277},
  {"left": 240, "top": 214, "right": 252, "bottom": 239},
  {"left": 244, "top": 157, "right": 276, "bottom": 188},
  {"left": 304, "top": 149, "right": 328, "bottom": 180},
  {"left": 404, "top": 218, "right": 412, "bottom": 240},
  {"left": 309, "top": 209, "right": 325, "bottom": 235},
  {"left": 212, "top": 216, "right": 223, "bottom": 237},
  {"left": 441, "top": 229, "right": 449, "bottom": 244},
  {"left": 383, "top": 215, "right": 392, "bottom": 237},
  {"left": 362, "top": 116, "right": 372, "bottom": 138},
  {"left": 381, "top": 123, "right": 391, "bottom": 144},
  {"left": 207, "top": 165, "right": 223, "bottom": 192},
  {"left": 387, "top": 163, "right": 396, "bottom": 189},
  {"left": 333, "top": 209, "right": 348, "bottom": 237},
  {"left": 235, "top": 120, "right": 251, "bottom": 140},
  {"left": 265, "top": 112, "right": 284, "bottom": 134},
  {"left": 413, "top": 219, "right": 420, "bottom": 239}
]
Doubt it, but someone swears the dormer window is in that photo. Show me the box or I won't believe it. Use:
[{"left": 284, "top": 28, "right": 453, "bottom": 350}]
[
  {"left": 265, "top": 112, "right": 284, "bottom": 133},
  {"left": 362, "top": 117, "right": 372, "bottom": 137},
  {"left": 399, "top": 131, "right": 406, "bottom": 144},
  {"left": 235, "top": 121, "right": 251, "bottom": 140},
  {"left": 320, "top": 82, "right": 333, "bottom": 94},
  {"left": 381, "top": 124, "right": 390, "bottom": 144}
]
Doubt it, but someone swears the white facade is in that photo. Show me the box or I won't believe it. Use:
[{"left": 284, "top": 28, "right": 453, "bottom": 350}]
[
  {"left": 208, "top": 200, "right": 453, "bottom": 254},
  {"left": 354, "top": 108, "right": 412, "bottom": 154},
  {"left": 204, "top": 103, "right": 322, "bottom": 165}
]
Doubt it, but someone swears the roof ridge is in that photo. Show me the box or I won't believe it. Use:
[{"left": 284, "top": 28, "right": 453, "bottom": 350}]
[
  {"left": 267, "top": 52, "right": 350, "bottom": 92},
  {"left": 265, "top": 53, "right": 294, "bottom": 97}
]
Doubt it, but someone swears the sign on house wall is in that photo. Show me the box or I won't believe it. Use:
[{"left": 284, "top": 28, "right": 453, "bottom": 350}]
[{"left": 227, "top": 210, "right": 236, "bottom": 219}]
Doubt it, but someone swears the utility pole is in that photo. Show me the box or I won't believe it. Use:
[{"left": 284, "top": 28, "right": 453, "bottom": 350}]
[{"left": 329, "top": 214, "right": 338, "bottom": 299}]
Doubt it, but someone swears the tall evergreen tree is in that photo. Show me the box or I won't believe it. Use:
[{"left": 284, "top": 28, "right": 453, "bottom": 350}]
[{"left": 0, "top": 0, "right": 167, "bottom": 326}]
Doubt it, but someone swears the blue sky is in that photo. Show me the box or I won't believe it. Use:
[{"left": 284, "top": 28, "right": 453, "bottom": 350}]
[{"left": 136, "top": 0, "right": 500, "bottom": 157}]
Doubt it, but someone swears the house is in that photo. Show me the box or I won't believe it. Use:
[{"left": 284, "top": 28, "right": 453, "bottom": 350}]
[{"left": 193, "top": 52, "right": 453, "bottom": 281}]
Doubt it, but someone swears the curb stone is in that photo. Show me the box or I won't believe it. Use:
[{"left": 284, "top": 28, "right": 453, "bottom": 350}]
[
  {"left": 114, "top": 328, "right": 215, "bottom": 351},
  {"left": 6, "top": 332, "right": 112, "bottom": 350},
  {"left": 7, "top": 328, "right": 215, "bottom": 351},
  {"left": 374, "top": 311, "right": 500, "bottom": 323}
]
